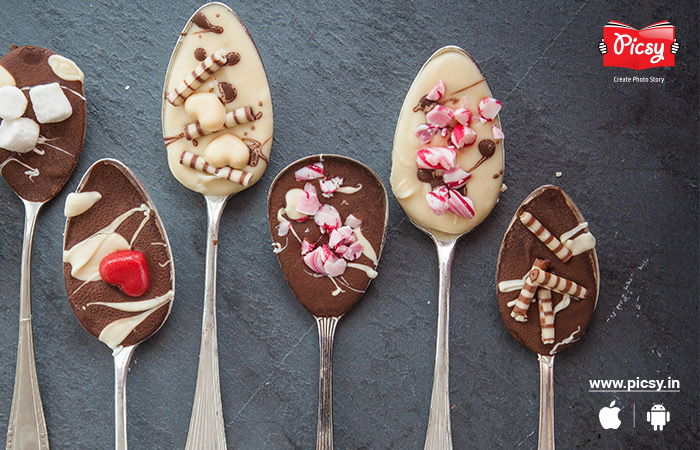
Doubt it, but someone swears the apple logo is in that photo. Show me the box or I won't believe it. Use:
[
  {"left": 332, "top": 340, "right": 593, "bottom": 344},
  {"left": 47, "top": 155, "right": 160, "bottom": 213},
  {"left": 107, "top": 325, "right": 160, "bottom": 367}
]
[{"left": 599, "top": 400, "right": 622, "bottom": 429}]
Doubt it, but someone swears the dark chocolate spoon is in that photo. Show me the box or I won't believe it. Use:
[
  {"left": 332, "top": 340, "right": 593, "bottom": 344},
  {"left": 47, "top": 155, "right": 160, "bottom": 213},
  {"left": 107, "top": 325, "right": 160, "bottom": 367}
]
[
  {"left": 268, "top": 155, "right": 388, "bottom": 449},
  {"left": 496, "top": 185, "right": 599, "bottom": 450}
]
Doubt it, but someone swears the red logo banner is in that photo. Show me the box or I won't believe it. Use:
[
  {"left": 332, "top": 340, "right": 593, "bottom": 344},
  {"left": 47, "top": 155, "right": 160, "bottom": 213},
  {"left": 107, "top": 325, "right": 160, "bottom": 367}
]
[{"left": 601, "top": 21, "right": 676, "bottom": 70}]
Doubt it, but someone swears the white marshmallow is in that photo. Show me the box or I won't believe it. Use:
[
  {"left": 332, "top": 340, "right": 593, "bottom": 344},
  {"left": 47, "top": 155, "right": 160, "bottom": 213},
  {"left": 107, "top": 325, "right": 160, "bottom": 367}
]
[
  {"left": 0, "top": 86, "right": 28, "bottom": 119},
  {"left": 0, "top": 118, "right": 40, "bottom": 153},
  {"left": 28, "top": 82, "right": 73, "bottom": 123}
]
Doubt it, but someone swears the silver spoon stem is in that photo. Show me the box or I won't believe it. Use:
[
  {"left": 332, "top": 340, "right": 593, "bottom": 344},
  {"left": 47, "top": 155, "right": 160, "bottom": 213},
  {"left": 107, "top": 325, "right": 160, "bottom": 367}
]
[
  {"left": 6, "top": 200, "right": 48, "bottom": 450},
  {"left": 113, "top": 345, "right": 136, "bottom": 450},
  {"left": 315, "top": 316, "right": 339, "bottom": 450},
  {"left": 538, "top": 354, "right": 555, "bottom": 450},
  {"left": 424, "top": 237, "right": 457, "bottom": 450},
  {"left": 185, "top": 195, "right": 229, "bottom": 450}
]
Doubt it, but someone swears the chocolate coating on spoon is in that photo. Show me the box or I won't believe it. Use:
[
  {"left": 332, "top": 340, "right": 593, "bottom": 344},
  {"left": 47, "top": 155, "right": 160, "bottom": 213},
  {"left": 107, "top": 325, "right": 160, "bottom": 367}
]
[
  {"left": 496, "top": 186, "right": 598, "bottom": 355},
  {"left": 64, "top": 161, "right": 174, "bottom": 348},
  {"left": 0, "top": 46, "right": 86, "bottom": 202},
  {"left": 268, "top": 155, "right": 388, "bottom": 317}
]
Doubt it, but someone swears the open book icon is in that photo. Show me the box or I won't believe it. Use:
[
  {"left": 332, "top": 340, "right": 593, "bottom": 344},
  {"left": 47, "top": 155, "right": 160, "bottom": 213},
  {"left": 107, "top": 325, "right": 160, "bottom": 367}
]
[{"left": 603, "top": 21, "right": 675, "bottom": 70}]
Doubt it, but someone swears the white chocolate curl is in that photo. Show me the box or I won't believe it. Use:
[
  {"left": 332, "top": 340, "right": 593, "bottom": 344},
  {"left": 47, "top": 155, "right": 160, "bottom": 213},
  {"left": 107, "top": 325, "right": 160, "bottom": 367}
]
[
  {"left": 179, "top": 150, "right": 252, "bottom": 186},
  {"left": 530, "top": 267, "right": 588, "bottom": 299},
  {"left": 166, "top": 50, "right": 227, "bottom": 106},
  {"left": 511, "top": 258, "right": 549, "bottom": 322},
  {"left": 537, "top": 288, "right": 555, "bottom": 344},
  {"left": 183, "top": 106, "right": 260, "bottom": 140},
  {"left": 519, "top": 211, "right": 573, "bottom": 262}
]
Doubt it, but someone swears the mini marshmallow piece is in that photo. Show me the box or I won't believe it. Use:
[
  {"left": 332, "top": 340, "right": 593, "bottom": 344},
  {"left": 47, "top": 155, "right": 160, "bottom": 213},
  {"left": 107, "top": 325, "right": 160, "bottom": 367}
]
[
  {"left": 29, "top": 82, "right": 73, "bottom": 124},
  {"left": 446, "top": 189, "right": 475, "bottom": 219},
  {"left": 443, "top": 167, "right": 471, "bottom": 189},
  {"left": 426, "top": 80, "right": 445, "bottom": 101},
  {"left": 492, "top": 125, "right": 504, "bottom": 140},
  {"left": 295, "top": 163, "right": 324, "bottom": 181},
  {"left": 0, "top": 86, "right": 27, "bottom": 119},
  {"left": 184, "top": 92, "right": 226, "bottom": 132},
  {"left": 0, "top": 65, "right": 15, "bottom": 87},
  {"left": 416, "top": 147, "right": 456, "bottom": 170},
  {"left": 0, "top": 117, "right": 40, "bottom": 153},
  {"left": 478, "top": 97, "right": 502, "bottom": 121},
  {"left": 345, "top": 214, "right": 362, "bottom": 228},
  {"left": 415, "top": 123, "right": 438, "bottom": 144},
  {"left": 296, "top": 183, "right": 322, "bottom": 216},
  {"left": 285, "top": 188, "right": 309, "bottom": 220},
  {"left": 426, "top": 186, "right": 449, "bottom": 215},
  {"left": 315, "top": 204, "right": 342, "bottom": 234},
  {"left": 203, "top": 134, "right": 250, "bottom": 169},
  {"left": 64, "top": 191, "right": 102, "bottom": 218},
  {"left": 450, "top": 124, "right": 477, "bottom": 149},
  {"left": 426, "top": 104, "right": 454, "bottom": 128},
  {"left": 453, "top": 108, "right": 471, "bottom": 125}
]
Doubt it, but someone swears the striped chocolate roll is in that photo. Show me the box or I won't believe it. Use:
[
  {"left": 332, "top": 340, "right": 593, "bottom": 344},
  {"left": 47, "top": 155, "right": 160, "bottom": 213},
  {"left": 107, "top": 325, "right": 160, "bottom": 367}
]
[
  {"left": 511, "top": 258, "right": 549, "bottom": 322},
  {"left": 519, "top": 211, "right": 572, "bottom": 262},
  {"left": 179, "top": 150, "right": 252, "bottom": 186},
  {"left": 166, "top": 50, "right": 228, "bottom": 106},
  {"left": 183, "top": 106, "right": 260, "bottom": 140},
  {"left": 530, "top": 267, "right": 587, "bottom": 299},
  {"left": 537, "top": 288, "right": 555, "bottom": 344}
]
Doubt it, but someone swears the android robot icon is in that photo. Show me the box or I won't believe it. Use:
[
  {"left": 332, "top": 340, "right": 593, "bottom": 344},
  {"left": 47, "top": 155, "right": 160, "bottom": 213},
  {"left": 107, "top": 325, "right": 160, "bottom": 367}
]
[{"left": 647, "top": 404, "right": 670, "bottom": 431}]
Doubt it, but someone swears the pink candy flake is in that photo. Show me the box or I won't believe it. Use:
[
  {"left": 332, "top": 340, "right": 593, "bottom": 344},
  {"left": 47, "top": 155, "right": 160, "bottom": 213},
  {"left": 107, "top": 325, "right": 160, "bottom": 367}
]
[
  {"left": 344, "top": 214, "right": 362, "bottom": 229},
  {"left": 492, "top": 125, "right": 504, "bottom": 140},
  {"left": 478, "top": 97, "right": 502, "bottom": 121},
  {"left": 294, "top": 163, "right": 324, "bottom": 181},
  {"left": 459, "top": 96, "right": 470, "bottom": 110},
  {"left": 426, "top": 104, "right": 454, "bottom": 128},
  {"left": 277, "top": 221, "right": 291, "bottom": 237},
  {"left": 416, "top": 147, "right": 456, "bottom": 170},
  {"left": 323, "top": 251, "right": 347, "bottom": 277},
  {"left": 301, "top": 239, "right": 315, "bottom": 255},
  {"left": 453, "top": 108, "right": 472, "bottom": 125},
  {"left": 450, "top": 124, "right": 477, "bottom": 149},
  {"left": 328, "top": 225, "right": 357, "bottom": 249},
  {"left": 426, "top": 186, "right": 449, "bottom": 216},
  {"left": 415, "top": 123, "right": 438, "bottom": 144},
  {"left": 303, "top": 245, "right": 346, "bottom": 277},
  {"left": 446, "top": 189, "right": 475, "bottom": 219},
  {"left": 319, "top": 176, "right": 344, "bottom": 198},
  {"left": 296, "top": 183, "right": 322, "bottom": 216},
  {"left": 426, "top": 79, "right": 446, "bottom": 101},
  {"left": 314, "top": 204, "right": 342, "bottom": 234},
  {"left": 337, "top": 241, "right": 363, "bottom": 261},
  {"left": 443, "top": 167, "right": 471, "bottom": 189}
]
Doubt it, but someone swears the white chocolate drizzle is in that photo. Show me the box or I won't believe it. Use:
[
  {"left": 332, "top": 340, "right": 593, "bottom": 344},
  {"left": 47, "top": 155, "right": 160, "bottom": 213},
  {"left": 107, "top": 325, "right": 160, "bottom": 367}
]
[
  {"left": 347, "top": 263, "right": 378, "bottom": 278},
  {"left": 0, "top": 157, "right": 39, "bottom": 180},
  {"left": 272, "top": 238, "right": 288, "bottom": 254},
  {"left": 97, "top": 290, "right": 173, "bottom": 349},
  {"left": 87, "top": 291, "right": 173, "bottom": 312},
  {"left": 64, "top": 191, "right": 102, "bottom": 217},
  {"left": 336, "top": 184, "right": 362, "bottom": 194},
  {"left": 549, "top": 326, "right": 581, "bottom": 355},
  {"left": 560, "top": 222, "right": 596, "bottom": 256},
  {"left": 553, "top": 294, "right": 571, "bottom": 316},
  {"left": 277, "top": 208, "right": 301, "bottom": 243},
  {"left": 498, "top": 276, "right": 526, "bottom": 293},
  {"left": 353, "top": 227, "right": 377, "bottom": 265}
]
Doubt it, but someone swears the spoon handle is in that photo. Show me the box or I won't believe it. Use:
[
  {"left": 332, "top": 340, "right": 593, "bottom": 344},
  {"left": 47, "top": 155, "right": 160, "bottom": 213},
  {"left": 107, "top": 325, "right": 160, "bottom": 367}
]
[
  {"left": 6, "top": 200, "right": 49, "bottom": 450},
  {"left": 113, "top": 345, "right": 136, "bottom": 450},
  {"left": 424, "top": 238, "right": 457, "bottom": 450},
  {"left": 186, "top": 196, "right": 229, "bottom": 450},
  {"left": 538, "top": 354, "right": 555, "bottom": 450},
  {"left": 315, "top": 316, "right": 339, "bottom": 450}
]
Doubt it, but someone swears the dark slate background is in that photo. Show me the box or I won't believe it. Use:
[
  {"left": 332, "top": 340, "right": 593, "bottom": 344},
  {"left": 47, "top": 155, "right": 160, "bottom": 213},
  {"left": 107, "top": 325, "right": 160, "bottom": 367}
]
[{"left": 0, "top": 1, "right": 698, "bottom": 449}]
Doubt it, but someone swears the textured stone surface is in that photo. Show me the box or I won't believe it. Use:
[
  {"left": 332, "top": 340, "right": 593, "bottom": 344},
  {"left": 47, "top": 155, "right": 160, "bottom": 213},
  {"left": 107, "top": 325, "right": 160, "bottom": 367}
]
[{"left": 0, "top": 1, "right": 698, "bottom": 449}]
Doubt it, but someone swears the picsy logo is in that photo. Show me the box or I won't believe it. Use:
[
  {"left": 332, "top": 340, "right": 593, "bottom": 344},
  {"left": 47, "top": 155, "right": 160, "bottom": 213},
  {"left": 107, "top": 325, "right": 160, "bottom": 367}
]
[{"left": 598, "top": 21, "right": 679, "bottom": 70}]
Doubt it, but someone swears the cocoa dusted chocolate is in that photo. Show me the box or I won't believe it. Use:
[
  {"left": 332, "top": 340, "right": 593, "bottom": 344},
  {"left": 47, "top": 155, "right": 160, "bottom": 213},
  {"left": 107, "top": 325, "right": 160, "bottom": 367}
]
[
  {"left": 0, "top": 45, "right": 86, "bottom": 202},
  {"left": 63, "top": 160, "right": 175, "bottom": 350},
  {"left": 496, "top": 185, "right": 599, "bottom": 355},
  {"left": 268, "top": 155, "right": 388, "bottom": 317}
]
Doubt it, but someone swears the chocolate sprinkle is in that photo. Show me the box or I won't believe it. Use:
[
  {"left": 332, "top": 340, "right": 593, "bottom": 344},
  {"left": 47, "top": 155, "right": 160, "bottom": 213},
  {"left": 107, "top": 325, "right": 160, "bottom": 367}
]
[
  {"left": 193, "top": 47, "right": 207, "bottom": 61},
  {"left": 478, "top": 139, "right": 496, "bottom": 158},
  {"left": 225, "top": 51, "right": 241, "bottom": 66},
  {"left": 192, "top": 12, "right": 224, "bottom": 34},
  {"left": 217, "top": 81, "right": 237, "bottom": 103}
]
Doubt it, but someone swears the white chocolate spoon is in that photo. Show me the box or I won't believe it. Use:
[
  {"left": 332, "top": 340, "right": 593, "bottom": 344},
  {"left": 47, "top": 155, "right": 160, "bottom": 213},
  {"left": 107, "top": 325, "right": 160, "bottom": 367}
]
[
  {"left": 391, "top": 46, "right": 505, "bottom": 449},
  {"left": 162, "top": 3, "right": 273, "bottom": 448}
]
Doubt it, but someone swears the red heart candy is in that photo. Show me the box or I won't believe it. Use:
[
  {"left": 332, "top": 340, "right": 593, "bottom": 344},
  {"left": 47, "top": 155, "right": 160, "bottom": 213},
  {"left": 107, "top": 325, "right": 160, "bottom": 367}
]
[{"left": 99, "top": 250, "right": 150, "bottom": 297}]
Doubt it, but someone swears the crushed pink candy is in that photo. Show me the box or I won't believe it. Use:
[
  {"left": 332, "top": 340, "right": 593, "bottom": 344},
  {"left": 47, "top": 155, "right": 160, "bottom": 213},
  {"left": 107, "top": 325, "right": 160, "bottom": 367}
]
[
  {"left": 492, "top": 125, "right": 504, "bottom": 140},
  {"left": 416, "top": 147, "right": 456, "bottom": 170},
  {"left": 446, "top": 189, "right": 475, "bottom": 219},
  {"left": 345, "top": 214, "right": 362, "bottom": 228},
  {"left": 415, "top": 123, "right": 438, "bottom": 144},
  {"left": 328, "top": 225, "right": 356, "bottom": 249},
  {"left": 443, "top": 167, "right": 471, "bottom": 189},
  {"left": 426, "top": 104, "right": 454, "bottom": 128},
  {"left": 319, "top": 177, "right": 343, "bottom": 197},
  {"left": 296, "top": 183, "right": 322, "bottom": 216},
  {"left": 294, "top": 163, "right": 324, "bottom": 181},
  {"left": 304, "top": 245, "right": 346, "bottom": 277},
  {"left": 453, "top": 108, "right": 471, "bottom": 125},
  {"left": 314, "top": 204, "right": 342, "bottom": 234},
  {"left": 426, "top": 186, "right": 449, "bottom": 215},
  {"left": 426, "top": 79, "right": 445, "bottom": 101},
  {"left": 478, "top": 97, "right": 502, "bottom": 121},
  {"left": 301, "top": 239, "right": 315, "bottom": 255},
  {"left": 336, "top": 241, "right": 363, "bottom": 261},
  {"left": 277, "top": 221, "right": 291, "bottom": 237},
  {"left": 450, "top": 124, "right": 477, "bottom": 149}
]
